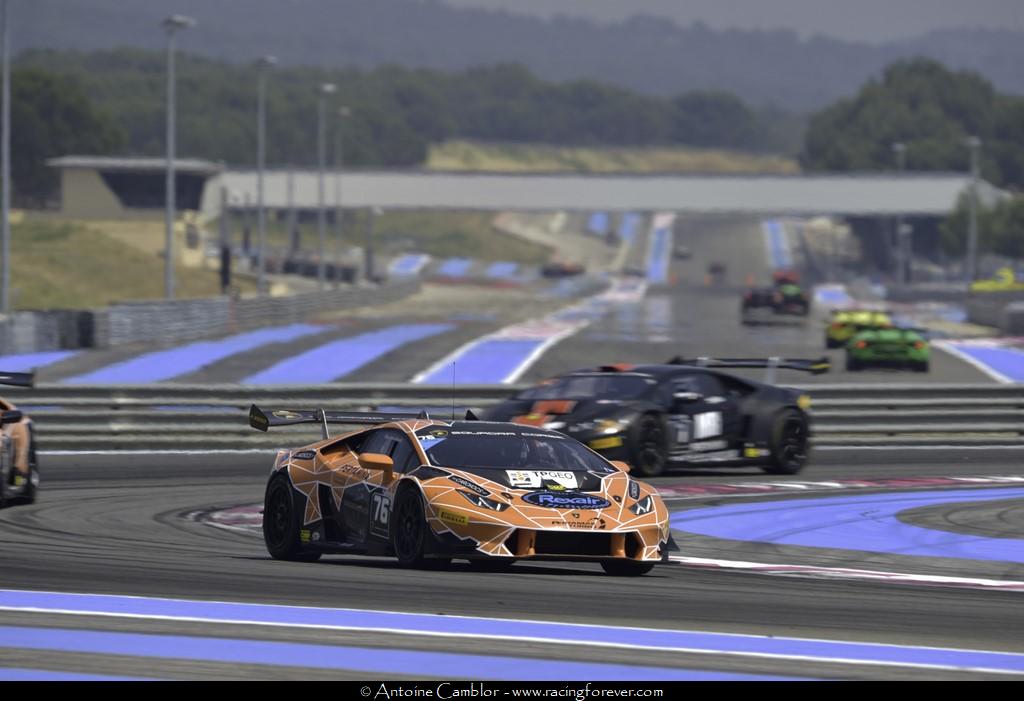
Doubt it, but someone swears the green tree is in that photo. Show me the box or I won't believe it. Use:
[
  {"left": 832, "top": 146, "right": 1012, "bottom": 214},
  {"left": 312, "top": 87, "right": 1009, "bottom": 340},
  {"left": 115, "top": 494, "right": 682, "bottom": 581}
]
[
  {"left": 9, "top": 67, "right": 125, "bottom": 206},
  {"left": 803, "top": 59, "right": 1024, "bottom": 188}
]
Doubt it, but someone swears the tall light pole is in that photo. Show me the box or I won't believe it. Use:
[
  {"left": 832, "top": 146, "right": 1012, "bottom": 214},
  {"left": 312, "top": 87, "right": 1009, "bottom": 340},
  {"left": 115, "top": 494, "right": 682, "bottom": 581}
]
[
  {"left": 1, "top": 0, "right": 11, "bottom": 313},
  {"left": 965, "top": 135, "right": 982, "bottom": 283},
  {"left": 255, "top": 55, "right": 277, "bottom": 295},
  {"left": 334, "top": 105, "right": 350, "bottom": 286},
  {"left": 892, "top": 142, "right": 907, "bottom": 285},
  {"left": 162, "top": 14, "right": 195, "bottom": 301},
  {"left": 316, "top": 82, "right": 336, "bottom": 289}
]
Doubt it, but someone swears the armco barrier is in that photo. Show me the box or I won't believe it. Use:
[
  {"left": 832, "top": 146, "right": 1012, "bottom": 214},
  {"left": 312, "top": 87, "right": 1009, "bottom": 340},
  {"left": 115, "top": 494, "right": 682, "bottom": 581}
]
[
  {"left": 5, "top": 382, "right": 1024, "bottom": 451},
  {"left": 0, "top": 279, "right": 421, "bottom": 353}
]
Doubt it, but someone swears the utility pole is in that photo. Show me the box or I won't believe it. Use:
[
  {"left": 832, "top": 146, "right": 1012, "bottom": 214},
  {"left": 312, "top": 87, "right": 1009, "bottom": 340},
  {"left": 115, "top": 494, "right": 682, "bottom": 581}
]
[
  {"left": 316, "top": 82, "right": 336, "bottom": 289},
  {"left": 161, "top": 14, "right": 195, "bottom": 300},
  {"left": 965, "top": 136, "right": 982, "bottom": 283},
  {"left": 892, "top": 142, "right": 907, "bottom": 285},
  {"left": 255, "top": 55, "right": 276, "bottom": 295},
  {"left": 1, "top": 0, "right": 11, "bottom": 313}
]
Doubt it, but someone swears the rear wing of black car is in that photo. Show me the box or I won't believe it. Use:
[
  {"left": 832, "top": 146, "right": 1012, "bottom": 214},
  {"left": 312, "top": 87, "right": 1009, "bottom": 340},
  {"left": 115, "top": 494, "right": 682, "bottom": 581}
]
[
  {"left": 249, "top": 404, "right": 479, "bottom": 439},
  {"left": 666, "top": 356, "right": 830, "bottom": 383},
  {"left": 0, "top": 371, "right": 34, "bottom": 388}
]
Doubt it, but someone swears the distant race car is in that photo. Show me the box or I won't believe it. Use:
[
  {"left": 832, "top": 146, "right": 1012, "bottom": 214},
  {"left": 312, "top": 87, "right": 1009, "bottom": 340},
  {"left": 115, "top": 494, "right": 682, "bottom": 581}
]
[
  {"left": 707, "top": 262, "right": 727, "bottom": 285},
  {"left": 825, "top": 310, "right": 893, "bottom": 349},
  {"left": 250, "top": 407, "right": 673, "bottom": 576},
  {"left": 0, "top": 371, "right": 37, "bottom": 507},
  {"left": 483, "top": 356, "right": 829, "bottom": 478},
  {"left": 741, "top": 285, "right": 809, "bottom": 323},
  {"left": 541, "top": 261, "right": 585, "bottom": 278},
  {"left": 846, "top": 327, "right": 930, "bottom": 372}
]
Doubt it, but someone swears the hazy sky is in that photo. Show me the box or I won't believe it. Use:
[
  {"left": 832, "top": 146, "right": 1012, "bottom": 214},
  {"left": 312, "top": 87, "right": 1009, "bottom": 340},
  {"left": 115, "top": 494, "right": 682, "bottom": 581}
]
[{"left": 441, "top": 0, "right": 1024, "bottom": 42}]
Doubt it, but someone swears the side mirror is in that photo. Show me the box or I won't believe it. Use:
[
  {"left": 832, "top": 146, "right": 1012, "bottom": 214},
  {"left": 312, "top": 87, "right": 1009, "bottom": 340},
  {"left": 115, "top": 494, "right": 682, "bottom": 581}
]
[
  {"left": 610, "top": 460, "right": 631, "bottom": 474},
  {"left": 358, "top": 452, "right": 395, "bottom": 482},
  {"left": 673, "top": 392, "right": 702, "bottom": 403},
  {"left": 0, "top": 409, "right": 23, "bottom": 426}
]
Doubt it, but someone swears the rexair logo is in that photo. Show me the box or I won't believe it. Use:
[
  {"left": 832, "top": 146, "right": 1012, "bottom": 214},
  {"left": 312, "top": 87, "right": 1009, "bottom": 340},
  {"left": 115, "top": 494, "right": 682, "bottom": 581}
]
[{"left": 521, "top": 491, "right": 610, "bottom": 510}]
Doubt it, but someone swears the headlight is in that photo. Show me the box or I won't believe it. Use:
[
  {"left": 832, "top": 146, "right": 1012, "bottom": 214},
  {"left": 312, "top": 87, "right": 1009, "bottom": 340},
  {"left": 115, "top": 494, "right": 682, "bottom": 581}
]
[
  {"left": 457, "top": 490, "right": 510, "bottom": 512},
  {"left": 629, "top": 495, "right": 655, "bottom": 516},
  {"left": 573, "top": 417, "right": 631, "bottom": 434}
]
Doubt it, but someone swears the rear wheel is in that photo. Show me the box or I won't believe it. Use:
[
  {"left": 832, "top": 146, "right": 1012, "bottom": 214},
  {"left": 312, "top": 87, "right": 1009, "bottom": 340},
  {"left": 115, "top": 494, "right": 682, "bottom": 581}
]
[
  {"left": 628, "top": 415, "right": 668, "bottom": 478},
  {"left": 913, "top": 360, "right": 930, "bottom": 373},
  {"left": 601, "top": 560, "right": 655, "bottom": 577},
  {"left": 845, "top": 355, "right": 862, "bottom": 371},
  {"left": 263, "top": 474, "right": 320, "bottom": 562},
  {"left": 763, "top": 409, "right": 809, "bottom": 475}
]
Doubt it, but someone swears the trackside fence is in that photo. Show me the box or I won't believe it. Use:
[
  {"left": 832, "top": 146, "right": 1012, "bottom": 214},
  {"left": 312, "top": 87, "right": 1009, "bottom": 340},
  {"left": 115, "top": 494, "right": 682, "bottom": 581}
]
[{"left": 5, "top": 383, "right": 1024, "bottom": 451}]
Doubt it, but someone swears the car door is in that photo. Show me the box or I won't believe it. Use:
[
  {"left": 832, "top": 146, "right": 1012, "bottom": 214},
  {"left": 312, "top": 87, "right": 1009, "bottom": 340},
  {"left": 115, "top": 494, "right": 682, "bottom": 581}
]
[{"left": 666, "top": 372, "right": 741, "bottom": 458}]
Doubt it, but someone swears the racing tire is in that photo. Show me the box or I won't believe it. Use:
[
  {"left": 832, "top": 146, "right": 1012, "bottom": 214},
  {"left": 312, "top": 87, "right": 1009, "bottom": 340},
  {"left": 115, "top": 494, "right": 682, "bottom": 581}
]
[
  {"left": 263, "top": 474, "right": 321, "bottom": 562},
  {"left": 826, "top": 336, "right": 841, "bottom": 349},
  {"left": 845, "top": 356, "right": 862, "bottom": 372},
  {"left": 391, "top": 485, "right": 431, "bottom": 568},
  {"left": 628, "top": 414, "right": 669, "bottom": 478},
  {"left": 762, "top": 409, "right": 809, "bottom": 475},
  {"left": 913, "top": 361, "right": 930, "bottom": 373},
  {"left": 21, "top": 433, "right": 38, "bottom": 505},
  {"left": 601, "top": 560, "right": 655, "bottom": 577}
]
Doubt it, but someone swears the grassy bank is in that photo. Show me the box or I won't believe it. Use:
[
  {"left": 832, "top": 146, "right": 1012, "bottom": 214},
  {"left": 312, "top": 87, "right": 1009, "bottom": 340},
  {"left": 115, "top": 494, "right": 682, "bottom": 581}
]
[
  {"left": 427, "top": 140, "right": 800, "bottom": 174},
  {"left": 10, "top": 219, "right": 252, "bottom": 310}
]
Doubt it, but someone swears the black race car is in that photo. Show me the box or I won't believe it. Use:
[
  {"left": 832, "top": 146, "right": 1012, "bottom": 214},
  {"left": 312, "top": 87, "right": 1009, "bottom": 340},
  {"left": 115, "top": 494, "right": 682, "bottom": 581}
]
[
  {"left": 483, "top": 357, "right": 829, "bottom": 477},
  {"left": 740, "top": 286, "right": 809, "bottom": 324}
]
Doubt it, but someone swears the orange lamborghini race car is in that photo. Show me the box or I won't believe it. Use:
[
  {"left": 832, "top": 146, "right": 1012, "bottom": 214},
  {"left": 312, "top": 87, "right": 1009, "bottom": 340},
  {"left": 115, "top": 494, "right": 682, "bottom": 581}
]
[
  {"left": 250, "top": 406, "right": 674, "bottom": 576},
  {"left": 0, "top": 371, "right": 37, "bottom": 506}
]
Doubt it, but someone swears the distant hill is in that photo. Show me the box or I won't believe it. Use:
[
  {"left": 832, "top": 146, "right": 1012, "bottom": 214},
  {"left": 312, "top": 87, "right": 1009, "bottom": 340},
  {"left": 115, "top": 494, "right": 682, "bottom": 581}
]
[{"left": 11, "top": 0, "right": 1024, "bottom": 109}]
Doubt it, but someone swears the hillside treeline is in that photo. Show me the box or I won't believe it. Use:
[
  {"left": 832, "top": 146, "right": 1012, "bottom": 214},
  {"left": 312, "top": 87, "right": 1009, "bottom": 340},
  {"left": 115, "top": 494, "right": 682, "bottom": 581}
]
[{"left": 11, "top": 49, "right": 802, "bottom": 205}]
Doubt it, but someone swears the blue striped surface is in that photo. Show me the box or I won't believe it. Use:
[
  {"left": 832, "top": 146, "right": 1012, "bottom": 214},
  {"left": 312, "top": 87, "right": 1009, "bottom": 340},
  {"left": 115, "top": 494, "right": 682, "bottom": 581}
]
[
  {"left": 0, "top": 351, "right": 78, "bottom": 372},
  {"left": 417, "top": 338, "right": 545, "bottom": 385},
  {"left": 587, "top": 211, "right": 609, "bottom": 235},
  {"left": 942, "top": 342, "right": 1024, "bottom": 382},
  {"left": 645, "top": 226, "right": 671, "bottom": 284},
  {"left": 485, "top": 261, "right": 518, "bottom": 279},
  {"left": 4, "top": 590, "right": 1023, "bottom": 675},
  {"left": 243, "top": 323, "right": 454, "bottom": 384},
  {"left": 0, "top": 626, "right": 790, "bottom": 681},
  {"left": 763, "top": 219, "right": 793, "bottom": 270},
  {"left": 618, "top": 212, "right": 640, "bottom": 243},
  {"left": 437, "top": 258, "right": 473, "bottom": 277},
  {"left": 62, "top": 324, "right": 325, "bottom": 384},
  {"left": 389, "top": 253, "right": 430, "bottom": 276},
  {"left": 672, "top": 487, "right": 1024, "bottom": 563}
]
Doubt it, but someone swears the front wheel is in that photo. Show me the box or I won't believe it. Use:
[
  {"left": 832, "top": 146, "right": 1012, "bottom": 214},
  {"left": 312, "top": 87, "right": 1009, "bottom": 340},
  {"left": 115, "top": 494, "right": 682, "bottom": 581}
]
[
  {"left": 263, "top": 474, "right": 320, "bottom": 562},
  {"left": 601, "top": 560, "right": 655, "bottom": 577},
  {"left": 628, "top": 415, "right": 668, "bottom": 478},
  {"left": 391, "top": 486, "right": 431, "bottom": 568},
  {"left": 762, "top": 409, "right": 809, "bottom": 475}
]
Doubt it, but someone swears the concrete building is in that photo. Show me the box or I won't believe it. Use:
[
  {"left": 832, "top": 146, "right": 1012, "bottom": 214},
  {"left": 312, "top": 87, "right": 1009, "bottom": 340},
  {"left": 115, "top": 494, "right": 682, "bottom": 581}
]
[{"left": 47, "top": 156, "right": 222, "bottom": 220}]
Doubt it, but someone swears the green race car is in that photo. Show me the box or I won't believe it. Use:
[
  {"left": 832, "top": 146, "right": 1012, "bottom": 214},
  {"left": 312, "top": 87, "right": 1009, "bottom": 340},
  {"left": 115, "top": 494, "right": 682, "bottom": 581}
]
[{"left": 845, "top": 327, "right": 929, "bottom": 372}]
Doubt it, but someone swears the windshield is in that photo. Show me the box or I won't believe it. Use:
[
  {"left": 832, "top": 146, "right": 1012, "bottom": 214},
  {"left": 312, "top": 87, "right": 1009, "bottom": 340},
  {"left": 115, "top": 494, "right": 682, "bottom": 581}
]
[
  {"left": 417, "top": 427, "right": 613, "bottom": 473},
  {"left": 516, "top": 374, "right": 652, "bottom": 401}
]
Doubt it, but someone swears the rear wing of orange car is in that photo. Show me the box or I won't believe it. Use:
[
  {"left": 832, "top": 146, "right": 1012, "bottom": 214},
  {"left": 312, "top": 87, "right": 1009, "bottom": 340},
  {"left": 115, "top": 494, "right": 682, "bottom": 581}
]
[
  {"left": 248, "top": 404, "right": 479, "bottom": 439},
  {"left": 0, "top": 371, "right": 34, "bottom": 388},
  {"left": 666, "top": 356, "right": 830, "bottom": 383}
]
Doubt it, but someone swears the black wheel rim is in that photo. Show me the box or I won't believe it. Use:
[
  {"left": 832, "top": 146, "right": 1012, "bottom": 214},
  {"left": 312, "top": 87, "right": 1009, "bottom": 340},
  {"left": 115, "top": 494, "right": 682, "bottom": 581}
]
[
  {"left": 265, "top": 484, "right": 291, "bottom": 551},
  {"left": 394, "top": 496, "right": 422, "bottom": 561},
  {"left": 779, "top": 417, "right": 807, "bottom": 467},
  {"left": 637, "top": 422, "right": 666, "bottom": 474}
]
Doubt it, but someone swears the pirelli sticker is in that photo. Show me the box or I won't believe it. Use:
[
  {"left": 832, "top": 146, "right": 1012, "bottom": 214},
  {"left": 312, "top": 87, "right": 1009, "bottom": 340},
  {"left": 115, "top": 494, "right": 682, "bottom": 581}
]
[{"left": 438, "top": 510, "right": 468, "bottom": 526}]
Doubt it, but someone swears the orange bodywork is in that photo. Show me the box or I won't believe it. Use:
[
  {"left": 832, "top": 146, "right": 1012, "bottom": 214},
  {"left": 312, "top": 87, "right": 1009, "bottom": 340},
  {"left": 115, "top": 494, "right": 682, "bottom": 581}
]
[
  {"left": 274, "top": 418, "right": 670, "bottom": 563},
  {"left": 0, "top": 398, "right": 32, "bottom": 476}
]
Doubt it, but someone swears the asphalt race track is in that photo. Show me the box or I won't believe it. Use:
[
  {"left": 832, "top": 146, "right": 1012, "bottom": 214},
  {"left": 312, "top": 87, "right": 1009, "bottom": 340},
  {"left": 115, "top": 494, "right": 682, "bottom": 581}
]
[
  {"left": 2, "top": 453, "right": 1024, "bottom": 680},
  {"left": 1, "top": 215, "right": 1021, "bottom": 680}
]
